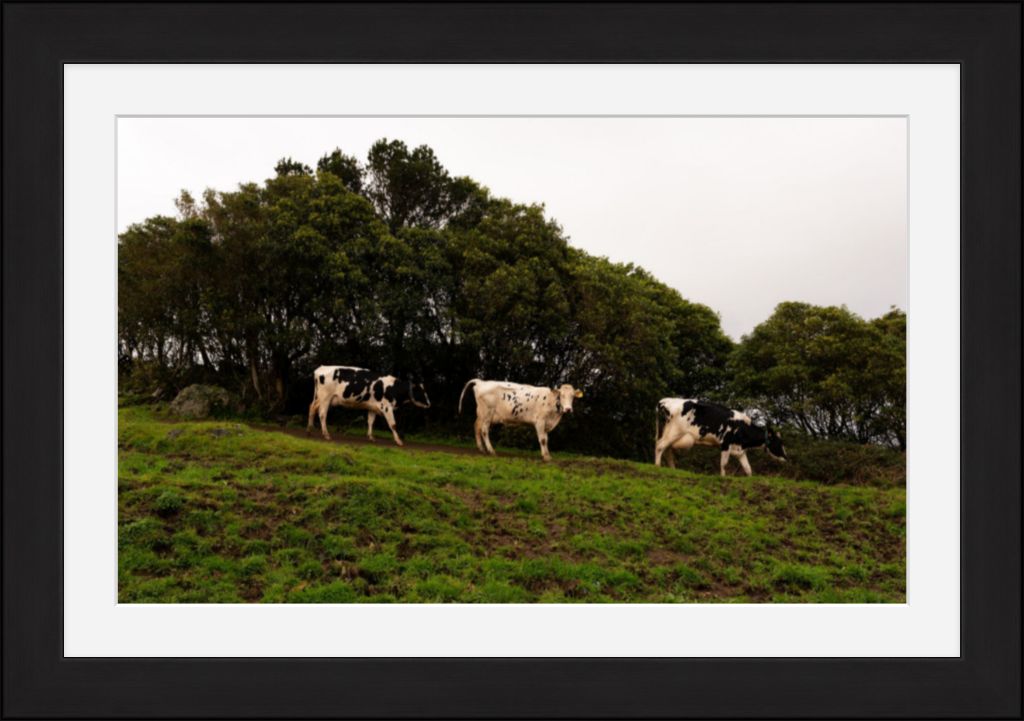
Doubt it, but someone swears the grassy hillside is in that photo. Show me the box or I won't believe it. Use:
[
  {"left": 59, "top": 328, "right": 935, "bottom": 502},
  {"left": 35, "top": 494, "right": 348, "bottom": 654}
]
[
  {"left": 118, "top": 406, "right": 906, "bottom": 603},
  {"left": 278, "top": 411, "right": 906, "bottom": 488}
]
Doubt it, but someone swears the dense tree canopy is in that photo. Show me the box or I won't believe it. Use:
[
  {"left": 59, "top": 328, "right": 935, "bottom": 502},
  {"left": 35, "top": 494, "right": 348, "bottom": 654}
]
[
  {"left": 729, "top": 303, "right": 906, "bottom": 449},
  {"left": 119, "top": 139, "right": 905, "bottom": 457}
]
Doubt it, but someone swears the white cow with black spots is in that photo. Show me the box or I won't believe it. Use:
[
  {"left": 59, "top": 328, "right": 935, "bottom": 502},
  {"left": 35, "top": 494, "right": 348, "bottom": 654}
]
[
  {"left": 655, "top": 398, "right": 787, "bottom": 475},
  {"left": 458, "top": 379, "right": 582, "bottom": 461},
  {"left": 306, "top": 365, "right": 430, "bottom": 445}
]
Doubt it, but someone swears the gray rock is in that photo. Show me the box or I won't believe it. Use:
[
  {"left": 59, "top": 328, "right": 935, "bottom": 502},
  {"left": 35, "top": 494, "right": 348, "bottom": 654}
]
[{"left": 169, "top": 384, "right": 233, "bottom": 420}]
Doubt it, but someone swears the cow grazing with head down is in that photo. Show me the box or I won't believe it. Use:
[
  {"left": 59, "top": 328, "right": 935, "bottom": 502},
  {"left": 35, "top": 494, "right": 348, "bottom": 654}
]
[
  {"left": 306, "top": 365, "right": 430, "bottom": 445},
  {"left": 655, "top": 398, "right": 786, "bottom": 476},
  {"left": 459, "top": 379, "right": 582, "bottom": 461}
]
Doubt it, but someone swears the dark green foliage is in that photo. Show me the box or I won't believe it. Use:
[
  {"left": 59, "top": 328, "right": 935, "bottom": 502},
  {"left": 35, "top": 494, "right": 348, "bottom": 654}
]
[
  {"left": 316, "top": 148, "right": 364, "bottom": 193},
  {"left": 118, "top": 140, "right": 736, "bottom": 460},
  {"left": 154, "top": 490, "right": 185, "bottom": 517},
  {"left": 730, "top": 302, "right": 906, "bottom": 448},
  {"left": 663, "top": 430, "right": 905, "bottom": 486},
  {"left": 274, "top": 157, "right": 312, "bottom": 177},
  {"left": 365, "top": 139, "right": 480, "bottom": 232},
  {"left": 119, "top": 139, "right": 904, "bottom": 459}
]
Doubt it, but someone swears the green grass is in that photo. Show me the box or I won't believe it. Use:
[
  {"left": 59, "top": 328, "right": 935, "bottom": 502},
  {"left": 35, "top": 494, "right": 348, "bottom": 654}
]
[
  {"left": 118, "top": 405, "right": 906, "bottom": 603},
  {"left": 278, "top": 411, "right": 907, "bottom": 487}
]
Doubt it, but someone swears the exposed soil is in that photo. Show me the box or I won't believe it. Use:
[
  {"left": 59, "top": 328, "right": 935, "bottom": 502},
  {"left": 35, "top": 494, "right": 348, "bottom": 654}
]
[
  {"left": 267, "top": 424, "right": 487, "bottom": 456},
  {"left": 261, "top": 425, "right": 673, "bottom": 481}
]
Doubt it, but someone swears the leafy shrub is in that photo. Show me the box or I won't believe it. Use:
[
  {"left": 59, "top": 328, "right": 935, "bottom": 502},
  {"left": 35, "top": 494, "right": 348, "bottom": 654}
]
[
  {"left": 154, "top": 490, "right": 185, "bottom": 516},
  {"left": 663, "top": 431, "right": 904, "bottom": 486}
]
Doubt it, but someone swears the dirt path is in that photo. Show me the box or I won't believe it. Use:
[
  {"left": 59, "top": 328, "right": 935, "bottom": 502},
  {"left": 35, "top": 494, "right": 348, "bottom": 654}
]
[
  {"left": 265, "top": 424, "right": 487, "bottom": 457},
  {"left": 258, "top": 424, "right": 678, "bottom": 480}
]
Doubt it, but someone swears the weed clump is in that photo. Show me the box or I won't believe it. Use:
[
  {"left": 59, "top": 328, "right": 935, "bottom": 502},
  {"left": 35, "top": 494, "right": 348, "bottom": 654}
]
[
  {"left": 773, "top": 563, "right": 831, "bottom": 591},
  {"left": 154, "top": 490, "right": 185, "bottom": 517}
]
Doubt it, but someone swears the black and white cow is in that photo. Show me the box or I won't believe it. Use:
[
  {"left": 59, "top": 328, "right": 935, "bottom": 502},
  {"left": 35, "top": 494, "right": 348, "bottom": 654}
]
[
  {"left": 459, "top": 379, "right": 582, "bottom": 461},
  {"left": 306, "top": 365, "right": 430, "bottom": 445},
  {"left": 655, "top": 398, "right": 786, "bottom": 476}
]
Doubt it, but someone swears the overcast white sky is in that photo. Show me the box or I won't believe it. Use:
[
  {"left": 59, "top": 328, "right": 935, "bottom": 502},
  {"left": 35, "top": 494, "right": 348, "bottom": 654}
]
[{"left": 117, "top": 116, "right": 906, "bottom": 339}]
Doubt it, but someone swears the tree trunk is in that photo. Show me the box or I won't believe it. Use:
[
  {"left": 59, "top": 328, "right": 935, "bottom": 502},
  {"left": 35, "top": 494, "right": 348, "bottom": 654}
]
[
  {"left": 249, "top": 359, "right": 262, "bottom": 400},
  {"left": 198, "top": 342, "right": 213, "bottom": 371},
  {"left": 275, "top": 372, "right": 285, "bottom": 406},
  {"left": 245, "top": 333, "right": 263, "bottom": 400}
]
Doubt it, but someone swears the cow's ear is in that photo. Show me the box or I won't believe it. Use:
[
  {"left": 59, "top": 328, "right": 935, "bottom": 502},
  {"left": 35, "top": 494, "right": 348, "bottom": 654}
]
[{"left": 574, "top": 390, "right": 584, "bottom": 398}]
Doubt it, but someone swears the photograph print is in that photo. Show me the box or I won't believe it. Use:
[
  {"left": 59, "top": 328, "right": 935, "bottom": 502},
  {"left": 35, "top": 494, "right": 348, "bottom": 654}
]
[{"left": 117, "top": 116, "right": 907, "bottom": 603}]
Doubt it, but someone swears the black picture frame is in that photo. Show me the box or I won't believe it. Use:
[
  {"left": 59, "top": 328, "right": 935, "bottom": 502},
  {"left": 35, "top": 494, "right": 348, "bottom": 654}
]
[{"left": 2, "top": 2, "right": 1020, "bottom": 718}]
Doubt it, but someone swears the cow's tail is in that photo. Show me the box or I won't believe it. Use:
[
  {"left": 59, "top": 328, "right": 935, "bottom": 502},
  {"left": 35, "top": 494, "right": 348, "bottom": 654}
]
[
  {"left": 655, "top": 401, "right": 661, "bottom": 448},
  {"left": 458, "top": 379, "right": 478, "bottom": 415}
]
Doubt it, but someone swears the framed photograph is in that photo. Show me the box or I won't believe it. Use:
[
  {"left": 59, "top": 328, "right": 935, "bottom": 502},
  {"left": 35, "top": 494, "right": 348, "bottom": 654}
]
[{"left": 3, "top": 1, "right": 1020, "bottom": 718}]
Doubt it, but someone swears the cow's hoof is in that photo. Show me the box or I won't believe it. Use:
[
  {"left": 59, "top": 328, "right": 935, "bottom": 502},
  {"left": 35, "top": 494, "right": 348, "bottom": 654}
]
[
  {"left": 322, "top": 435, "right": 331, "bottom": 442},
  {"left": 367, "top": 436, "right": 377, "bottom": 443},
  {"left": 394, "top": 439, "right": 405, "bottom": 447}
]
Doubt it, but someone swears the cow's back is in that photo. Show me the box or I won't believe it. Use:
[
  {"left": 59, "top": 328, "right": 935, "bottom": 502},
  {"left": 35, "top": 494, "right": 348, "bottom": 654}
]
[
  {"left": 313, "top": 365, "right": 376, "bottom": 404},
  {"left": 475, "top": 381, "right": 553, "bottom": 425},
  {"left": 660, "top": 397, "right": 741, "bottom": 444},
  {"left": 689, "top": 401, "right": 751, "bottom": 434}
]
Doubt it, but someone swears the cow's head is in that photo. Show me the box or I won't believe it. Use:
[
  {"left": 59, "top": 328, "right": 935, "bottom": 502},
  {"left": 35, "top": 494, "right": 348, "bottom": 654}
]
[
  {"left": 765, "top": 426, "right": 787, "bottom": 460},
  {"left": 391, "top": 379, "right": 430, "bottom": 409},
  {"left": 407, "top": 380, "right": 431, "bottom": 409},
  {"left": 556, "top": 384, "right": 583, "bottom": 414}
]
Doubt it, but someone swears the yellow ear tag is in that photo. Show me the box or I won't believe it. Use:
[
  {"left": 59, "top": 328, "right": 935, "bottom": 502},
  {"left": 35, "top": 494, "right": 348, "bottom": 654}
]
[{"left": 575, "top": 390, "right": 583, "bottom": 398}]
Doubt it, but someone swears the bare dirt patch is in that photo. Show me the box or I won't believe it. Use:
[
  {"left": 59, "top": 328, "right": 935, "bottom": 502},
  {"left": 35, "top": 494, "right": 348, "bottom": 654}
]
[{"left": 269, "top": 425, "right": 483, "bottom": 456}]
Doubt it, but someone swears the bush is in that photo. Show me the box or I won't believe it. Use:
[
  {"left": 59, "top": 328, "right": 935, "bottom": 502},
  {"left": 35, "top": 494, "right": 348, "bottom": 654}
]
[
  {"left": 755, "top": 430, "right": 905, "bottom": 486},
  {"left": 154, "top": 490, "right": 185, "bottom": 516},
  {"left": 662, "top": 430, "right": 904, "bottom": 487}
]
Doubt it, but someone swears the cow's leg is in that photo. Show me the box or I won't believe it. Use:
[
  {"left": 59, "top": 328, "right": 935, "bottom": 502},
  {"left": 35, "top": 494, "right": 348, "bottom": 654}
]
[
  {"left": 666, "top": 434, "right": 694, "bottom": 469},
  {"left": 366, "top": 411, "right": 377, "bottom": 442},
  {"left": 380, "top": 404, "right": 403, "bottom": 446},
  {"left": 534, "top": 422, "right": 551, "bottom": 462},
  {"left": 719, "top": 449, "right": 731, "bottom": 477},
  {"left": 738, "top": 451, "right": 753, "bottom": 477},
  {"left": 473, "top": 416, "right": 485, "bottom": 453},
  {"left": 318, "top": 401, "right": 332, "bottom": 441},
  {"left": 481, "top": 419, "right": 497, "bottom": 455},
  {"left": 306, "top": 399, "right": 319, "bottom": 435},
  {"left": 654, "top": 429, "right": 684, "bottom": 467}
]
